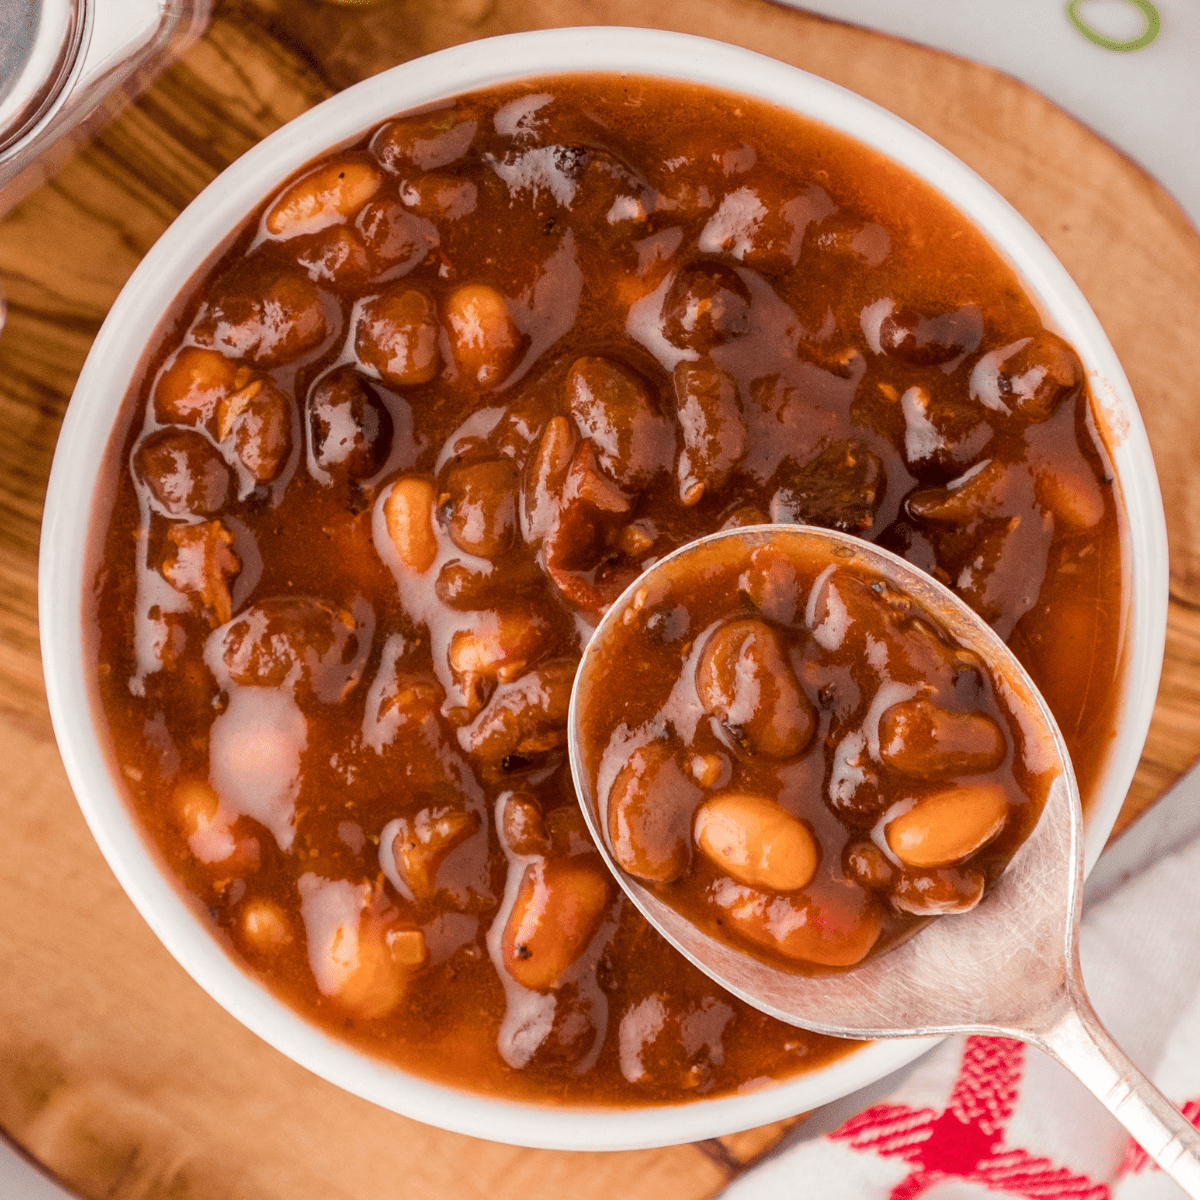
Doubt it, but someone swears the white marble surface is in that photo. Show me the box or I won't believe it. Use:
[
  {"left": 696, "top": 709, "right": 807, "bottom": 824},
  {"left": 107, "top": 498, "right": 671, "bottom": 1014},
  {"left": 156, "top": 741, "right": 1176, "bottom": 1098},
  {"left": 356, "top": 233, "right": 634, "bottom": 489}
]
[{"left": 784, "top": 0, "right": 1200, "bottom": 232}]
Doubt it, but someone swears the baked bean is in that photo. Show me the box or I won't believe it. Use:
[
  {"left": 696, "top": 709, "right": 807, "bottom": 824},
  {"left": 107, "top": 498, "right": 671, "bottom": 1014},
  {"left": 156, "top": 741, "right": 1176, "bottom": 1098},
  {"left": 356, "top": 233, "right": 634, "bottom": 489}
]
[
  {"left": 720, "top": 880, "right": 882, "bottom": 967},
  {"left": 330, "top": 915, "right": 409, "bottom": 1019},
  {"left": 905, "top": 459, "right": 1009, "bottom": 524},
  {"left": 886, "top": 783, "right": 1009, "bottom": 869},
  {"left": 694, "top": 792, "right": 818, "bottom": 891},
  {"left": 500, "top": 792, "right": 550, "bottom": 857},
  {"left": 433, "top": 556, "right": 544, "bottom": 610},
  {"left": 401, "top": 174, "right": 478, "bottom": 222},
  {"left": 500, "top": 857, "right": 614, "bottom": 990},
  {"left": 356, "top": 285, "right": 440, "bottom": 387},
  {"left": 1034, "top": 456, "right": 1105, "bottom": 529},
  {"left": 295, "top": 226, "right": 372, "bottom": 289},
  {"left": 806, "top": 210, "right": 890, "bottom": 267},
  {"left": 457, "top": 659, "right": 574, "bottom": 766},
  {"left": 698, "top": 182, "right": 832, "bottom": 274},
  {"left": 374, "top": 109, "right": 478, "bottom": 172},
  {"left": 996, "top": 331, "right": 1083, "bottom": 422},
  {"left": 442, "top": 458, "right": 519, "bottom": 557},
  {"left": 879, "top": 699, "right": 1006, "bottom": 778},
  {"left": 608, "top": 742, "right": 699, "bottom": 883},
  {"left": 383, "top": 477, "right": 438, "bottom": 573},
  {"left": 358, "top": 197, "right": 438, "bottom": 271},
  {"left": 194, "top": 261, "right": 327, "bottom": 368},
  {"left": 217, "top": 598, "right": 361, "bottom": 700},
  {"left": 448, "top": 612, "right": 549, "bottom": 684},
  {"left": 741, "top": 545, "right": 801, "bottom": 625},
  {"left": 674, "top": 359, "right": 747, "bottom": 504},
  {"left": 266, "top": 155, "right": 383, "bottom": 237},
  {"left": 891, "top": 864, "right": 986, "bottom": 915},
  {"left": 878, "top": 304, "right": 983, "bottom": 366},
  {"left": 696, "top": 619, "right": 815, "bottom": 758},
  {"left": 175, "top": 778, "right": 220, "bottom": 834},
  {"left": 391, "top": 806, "right": 480, "bottom": 899},
  {"left": 843, "top": 841, "right": 895, "bottom": 891},
  {"left": 770, "top": 441, "right": 884, "bottom": 535},
  {"left": 308, "top": 368, "right": 393, "bottom": 479},
  {"left": 445, "top": 284, "right": 522, "bottom": 388},
  {"left": 721, "top": 503, "right": 769, "bottom": 529},
  {"left": 154, "top": 346, "right": 238, "bottom": 426},
  {"left": 216, "top": 375, "right": 293, "bottom": 483},
  {"left": 565, "top": 356, "right": 672, "bottom": 490},
  {"left": 690, "top": 753, "right": 728, "bottom": 789},
  {"left": 135, "top": 429, "right": 230, "bottom": 518},
  {"left": 661, "top": 263, "right": 751, "bottom": 352},
  {"left": 240, "top": 899, "right": 292, "bottom": 951},
  {"left": 523, "top": 414, "right": 576, "bottom": 543},
  {"left": 160, "top": 520, "right": 239, "bottom": 625}
]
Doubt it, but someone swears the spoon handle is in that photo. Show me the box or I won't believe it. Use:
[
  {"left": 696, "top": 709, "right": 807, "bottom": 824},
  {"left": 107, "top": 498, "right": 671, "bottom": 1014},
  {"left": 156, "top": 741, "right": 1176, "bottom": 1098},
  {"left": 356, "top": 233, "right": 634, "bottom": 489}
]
[{"left": 1029, "top": 982, "right": 1200, "bottom": 1196}]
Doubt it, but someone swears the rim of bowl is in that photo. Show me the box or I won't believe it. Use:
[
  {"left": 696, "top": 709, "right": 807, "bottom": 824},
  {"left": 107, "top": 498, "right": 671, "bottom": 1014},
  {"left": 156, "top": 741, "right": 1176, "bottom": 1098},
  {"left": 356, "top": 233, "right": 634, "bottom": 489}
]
[{"left": 39, "top": 26, "right": 1168, "bottom": 1151}]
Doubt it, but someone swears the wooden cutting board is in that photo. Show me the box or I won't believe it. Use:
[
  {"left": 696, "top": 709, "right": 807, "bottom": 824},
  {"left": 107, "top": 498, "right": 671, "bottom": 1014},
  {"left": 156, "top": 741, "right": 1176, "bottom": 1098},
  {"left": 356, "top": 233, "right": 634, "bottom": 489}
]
[{"left": 2, "top": 1, "right": 1200, "bottom": 1197}]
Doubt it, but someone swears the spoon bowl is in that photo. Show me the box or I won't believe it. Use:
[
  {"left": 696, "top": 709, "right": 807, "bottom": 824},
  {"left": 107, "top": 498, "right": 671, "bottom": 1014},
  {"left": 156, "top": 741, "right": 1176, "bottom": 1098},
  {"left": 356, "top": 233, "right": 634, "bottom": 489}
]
[{"left": 570, "top": 526, "right": 1200, "bottom": 1192}]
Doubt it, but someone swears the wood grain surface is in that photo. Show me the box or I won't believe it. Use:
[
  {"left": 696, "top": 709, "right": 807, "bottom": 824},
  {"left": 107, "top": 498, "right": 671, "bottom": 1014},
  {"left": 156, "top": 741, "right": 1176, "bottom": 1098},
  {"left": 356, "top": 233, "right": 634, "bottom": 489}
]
[{"left": 2, "top": 2, "right": 1200, "bottom": 1198}]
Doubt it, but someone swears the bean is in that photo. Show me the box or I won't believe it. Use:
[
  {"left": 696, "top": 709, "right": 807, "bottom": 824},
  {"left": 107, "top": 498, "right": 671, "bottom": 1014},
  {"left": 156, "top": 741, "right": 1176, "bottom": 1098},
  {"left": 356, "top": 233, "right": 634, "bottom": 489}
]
[
  {"left": 308, "top": 368, "right": 393, "bottom": 480},
  {"left": 996, "top": 330, "right": 1083, "bottom": 422},
  {"left": 442, "top": 458, "right": 519, "bottom": 557},
  {"left": 674, "top": 359, "right": 746, "bottom": 504},
  {"left": 384, "top": 477, "right": 438, "bottom": 573},
  {"left": 400, "top": 174, "right": 478, "bottom": 221},
  {"left": 879, "top": 699, "right": 1006, "bottom": 778},
  {"left": 500, "top": 857, "right": 614, "bottom": 990},
  {"left": 374, "top": 110, "right": 478, "bottom": 173},
  {"left": 661, "top": 263, "right": 751, "bottom": 352},
  {"left": 266, "top": 156, "right": 383, "bottom": 237},
  {"left": 218, "top": 597, "right": 360, "bottom": 698},
  {"left": 905, "top": 460, "right": 1009, "bottom": 524},
  {"left": 336, "top": 918, "right": 408, "bottom": 1019},
  {"left": 720, "top": 879, "right": 882, "bottom": 967},
  {"left": 690, "top": 753, "right": 728, "bottom": 789},
  {"left": 194, "top": 262, "right": 327, "bottom": 368},
  {"left": 886, "top": 783, "right": 1009, "bottom": 869},
  {"left": 457, "top": 659, "right": 575, "bottom": 767},
  {"left": 392, "top": 806, "right": 480, "bottom": 899},
  {"left": 356, "top": 285, "right": 440, "bottom": 387},
  {"left": 134, "top": 429, "right": 230, "bottom": 518},
  {"left": 160, "top": 520, "right": 240, "bottom": 626},
  {"left": 154, "top": 346, "right": 238, "bottom": 426},
  {"left": 698, "top": 182, "right": 831, "bottom": 274},
  {"left": 448, "top": 612, "right": 549, "bottom": 683},
  {"left": 217, "top": 375, "right": 293, "bottom": 483},
  {"left": 696, "top": 619, "right": 815, "bottom": 758},
  {"left": 445, "top": 284, "right": 521, "bottom": 388},
  {"left": 296, "top": 226, "right": 371, "bottom": 289},
  {"left": 741, "top": 545, "right": 800, "bottom": 626},
  {"left": 358, "top": 197, "right": 437, "bottom": 271},
  {"left": 806, "top": 210, "right": 890, "bottom": 267},
  {"left": 565, "top": 356, "right": 672, "bottom": 489},
  {"left": 891, "top": 865, "right": 986, "bottom": 915},
  {"left": 878, "top": 304, "right": 983, "bottom": 365},
  {"left": 607, "top": 742, "right": 699, "bottom": 883},
  {"left": 1034, "top": 457, "right": 1105, "bottom": 529},
  {"left": 174, "top": 779, "right": 219, "bottom": 834},
  {"left": 241, "top": 899, "right": 292, "bottom": 951},
  {"left": 434, "top": 556, "right": 544, "bottom": 611},
  {"left": 523, "top": 414, "right": 576, "bottom": 543},
  {"left": 843, "top": 840, "right": 895, "bottom": 891},
  {"left": 694, "top": 792, "right": 818, "bottom": 891},
  {"left": 500, "top": 792, "right": 550, "bottom": 857}
]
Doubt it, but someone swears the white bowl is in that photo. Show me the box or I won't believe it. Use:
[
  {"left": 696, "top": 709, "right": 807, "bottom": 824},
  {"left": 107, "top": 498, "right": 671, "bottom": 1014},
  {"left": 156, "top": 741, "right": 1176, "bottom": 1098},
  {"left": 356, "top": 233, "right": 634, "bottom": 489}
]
[{"left": 40, "top": 26, "right": 1168, "bottom": 1151}]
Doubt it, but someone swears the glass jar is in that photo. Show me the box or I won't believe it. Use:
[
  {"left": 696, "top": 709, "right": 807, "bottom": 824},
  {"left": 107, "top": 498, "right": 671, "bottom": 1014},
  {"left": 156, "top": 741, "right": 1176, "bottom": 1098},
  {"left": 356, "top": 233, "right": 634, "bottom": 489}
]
[{"left": 0, "top": 0, "right": 211, "bottom": 215}]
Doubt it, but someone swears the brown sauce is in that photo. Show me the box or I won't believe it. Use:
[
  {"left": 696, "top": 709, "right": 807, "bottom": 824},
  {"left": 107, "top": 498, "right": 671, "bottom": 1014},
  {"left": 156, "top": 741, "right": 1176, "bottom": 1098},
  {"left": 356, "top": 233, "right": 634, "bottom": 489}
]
[{"left": 90, "top": 74, "right": 1126, "bottom": 1105}]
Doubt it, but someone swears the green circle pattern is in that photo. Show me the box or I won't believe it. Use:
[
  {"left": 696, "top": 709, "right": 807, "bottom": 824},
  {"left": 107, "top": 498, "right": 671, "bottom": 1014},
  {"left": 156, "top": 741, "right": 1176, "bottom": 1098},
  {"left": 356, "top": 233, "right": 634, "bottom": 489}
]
[{"left": 1066, "top": 0, "right": 1161, "bottom": 51}]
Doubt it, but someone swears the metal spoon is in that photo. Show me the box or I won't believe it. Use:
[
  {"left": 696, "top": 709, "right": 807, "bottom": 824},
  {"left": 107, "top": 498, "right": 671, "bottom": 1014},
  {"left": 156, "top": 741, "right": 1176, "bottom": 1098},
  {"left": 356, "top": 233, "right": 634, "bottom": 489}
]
[{"left": 568, "top": 525, "right": 1200, "bottom": 1195}]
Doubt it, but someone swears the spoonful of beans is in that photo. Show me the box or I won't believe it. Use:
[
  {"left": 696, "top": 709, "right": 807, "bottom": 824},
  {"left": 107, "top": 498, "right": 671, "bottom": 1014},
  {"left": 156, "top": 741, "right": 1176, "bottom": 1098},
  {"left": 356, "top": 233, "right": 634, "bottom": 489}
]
[{"left": 568, "top": 525, "right": 1200, "bottom": 1194}]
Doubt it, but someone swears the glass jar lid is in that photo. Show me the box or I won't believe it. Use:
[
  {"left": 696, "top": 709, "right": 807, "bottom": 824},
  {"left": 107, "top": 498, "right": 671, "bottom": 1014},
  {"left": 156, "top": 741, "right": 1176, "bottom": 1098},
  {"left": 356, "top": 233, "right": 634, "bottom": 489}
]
[{"left": 0, "top": 0, "right": 87, "bottom": 155}]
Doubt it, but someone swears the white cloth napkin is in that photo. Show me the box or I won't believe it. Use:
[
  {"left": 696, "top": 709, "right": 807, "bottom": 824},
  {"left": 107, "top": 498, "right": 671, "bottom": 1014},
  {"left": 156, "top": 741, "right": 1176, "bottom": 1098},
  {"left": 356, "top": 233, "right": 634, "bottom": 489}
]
[{"left": 724, "top": 835, "right": 1200, "bottom": 1199}]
